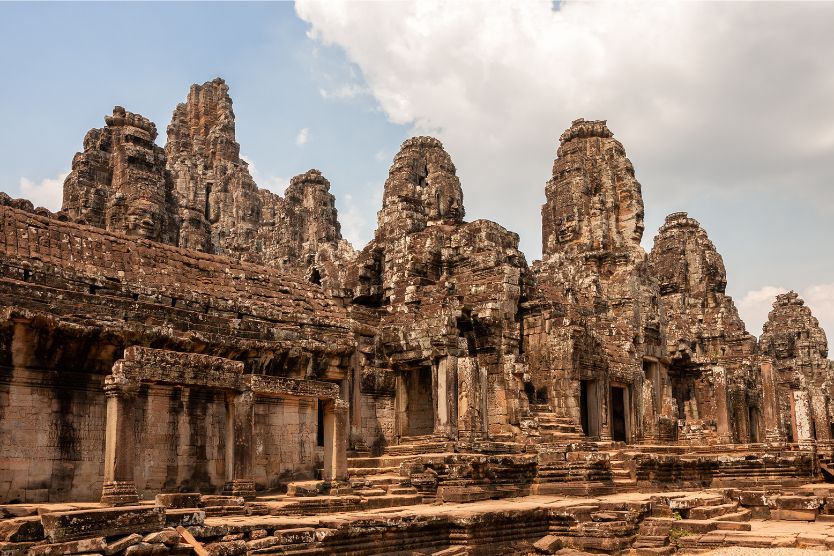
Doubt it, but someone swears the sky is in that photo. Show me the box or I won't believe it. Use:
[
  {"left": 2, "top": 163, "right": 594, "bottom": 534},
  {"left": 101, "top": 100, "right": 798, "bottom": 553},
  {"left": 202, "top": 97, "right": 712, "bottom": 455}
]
[{"left": 1, "top": 1, "right": 832, "bottom": 341}]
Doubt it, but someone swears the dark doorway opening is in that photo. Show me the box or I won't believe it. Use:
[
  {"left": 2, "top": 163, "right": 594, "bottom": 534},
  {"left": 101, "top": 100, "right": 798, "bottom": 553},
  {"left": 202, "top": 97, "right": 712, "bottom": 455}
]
[
  {"left": 580, "top": 380, "right": 590, "bottom": 436},
  {"left": 404, "top": 367, "right": 434, "bottom": 437},
  {"left": 748, "top": 406, "right": 759, "bottom": 443},
  {"left": 316, "top": 401, "right": 325, "bottom": 447},
  {"left": 611, "top": 386, "right": 627, "bottom": 442}
]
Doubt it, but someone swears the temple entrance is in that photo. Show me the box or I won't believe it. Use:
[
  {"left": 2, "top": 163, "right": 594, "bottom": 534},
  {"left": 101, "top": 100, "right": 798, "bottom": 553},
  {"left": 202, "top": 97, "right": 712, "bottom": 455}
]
[
  {"left": 401, "top": 367, "right": 434, "bottom": 437},
  {"left": 579, "top": 379, "right": 601, "bottom": 437},
  {"left": 580, "top": 380, "right": 589, "bottom": 435},
  {"left": 748, "top": 406, "right": 759, "bottom": 443},
  {"left": 611, "top": 386, "right": 628, "bottom": 442}
]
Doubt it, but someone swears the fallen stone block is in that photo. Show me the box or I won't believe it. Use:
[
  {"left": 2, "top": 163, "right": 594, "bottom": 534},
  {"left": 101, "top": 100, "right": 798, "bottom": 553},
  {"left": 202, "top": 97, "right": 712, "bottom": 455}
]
[
  {"left": 164, "top": 509, "right": 205, "bottom": 528},
  {"left": 104, "top": 534, "right": 143, "bottom": 555},
  {"left": 41, "top": 506, "right": 166, "bottom": 543},
  {"left": 773, "top": 496, "right": 821, "bottom": 510},
  {"left": 431, "top": 546, "right": 468, "bottom": 556},
  {"left": 198, "top": 496, "right": 243, "bottom": 508},
  {"left": 771, "top": 508, "right": 817, "bottom": 521},
  {"left": 125, "top": 542, "right": 169, "bottom": 556},
  {"left": 29, "top": 536, "right": 107, "bottom": 556},
  {"left": 0, "top": 516, "right": 44, "bottom": 542},
  {"left": 274, "top": 528, "right": 315, "bottom": 544},
  {"left": 143, "top": 529, "right": 181, "bottom": 546},
  {"left": 796, "top": 533, "right": 829, "bottom": 548},
  {"left": 155, "top": 494, "right": 201, "bottom": 509},
  {"left": 0, "top": 541, "right": 36, "bottom": 556},
  {"left": 204, "top": 540, "right": 246, "bottom": 556},
  {"left": 533, "top": 534, "right": 563, "bottom": 554}
]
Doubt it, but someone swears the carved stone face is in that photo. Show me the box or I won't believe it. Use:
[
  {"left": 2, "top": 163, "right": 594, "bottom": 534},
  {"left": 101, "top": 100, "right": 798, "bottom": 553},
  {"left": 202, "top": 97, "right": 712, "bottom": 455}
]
[{"left": 125, "top": 199, "right": 162, "bottom": 240}]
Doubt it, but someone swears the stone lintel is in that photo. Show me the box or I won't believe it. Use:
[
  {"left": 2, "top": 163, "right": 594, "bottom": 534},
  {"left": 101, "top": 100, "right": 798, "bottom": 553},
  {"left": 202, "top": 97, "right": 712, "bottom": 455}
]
[{"left": 244, "top": 374, "right": 340, "bottom": 400}]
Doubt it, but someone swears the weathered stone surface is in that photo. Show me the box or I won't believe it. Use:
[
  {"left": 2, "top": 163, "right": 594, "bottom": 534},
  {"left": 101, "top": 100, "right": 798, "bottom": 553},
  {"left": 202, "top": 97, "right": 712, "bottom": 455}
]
[
  {"left": 761, "top": 291, "right": 833, "bottom": 445},
  {"left": 40, "top": 506, "right": 165, "bottom": 543},
  {"left": 29, "top": 537, "right": 107, "bottom": 556},
  {"left": 103, "top": 534, "right": 143, "bottom": 556},
  {"left": 62, "top": 107, "right": 178, "bottom": 243},
  {"left": 2, "top": 74, "right": 834, "bottom": 556},
  {"left": 163, "top": 510, "right": 205, "bottom": 528},
  {"left": 650, "top": 212, "right": 759, "bottom": 443},
  {"left": 165, "top": 78, "right": 355, "bottom": 286},
  {"left": 203, "top": 540, "right": 247, "bottom": 556},
  {"left": 155, "top": 494, "right": 201, "bottom": 509},
  {"left": 0, "top": 516, "right": 43, "bottom": 542}
]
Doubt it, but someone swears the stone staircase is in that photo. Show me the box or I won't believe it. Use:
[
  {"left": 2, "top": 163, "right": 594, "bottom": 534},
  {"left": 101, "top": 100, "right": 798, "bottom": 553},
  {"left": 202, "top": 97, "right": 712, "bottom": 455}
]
[
  {"left": 524, "top": 405, "right": 587, "bottom": 446},
  {"left": 385, "top": 434, "right": 456, "bottom": 456},
  {"left": 633, "top": 492, "right": 752, "bottom": 553}
]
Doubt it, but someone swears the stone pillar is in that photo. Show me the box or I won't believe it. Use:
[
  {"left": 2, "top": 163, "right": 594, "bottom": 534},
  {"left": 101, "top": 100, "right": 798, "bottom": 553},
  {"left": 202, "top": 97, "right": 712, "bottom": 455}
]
[
  {"left": 712, "top": 366, "right": 732, "bottom": 444},
  {"left": 457, "top": 356, "right": 485, "bottom": 440},
  {"left": 811, "top": 392, "right": 831, "bottom": 443},
  {"left": 322, "top": 398, "right": 348, "bottom": 482},
  {"left": 434, "top": 356, "right": 458, "bottom": 439},
  {"left": 223, "top": 388, "right": 256, "bottom": 499},
  {"left": 760, "top": 359, "right": 783, "bottom": 443},
  {"left": 599, "top": 378, "right": 612, "bottom": 441},
  {"left": 101, "top": 375, "right": 139, "bottom": 505},
  {"left": 794, "top": 389, "right": 815, "bottom": 449}
]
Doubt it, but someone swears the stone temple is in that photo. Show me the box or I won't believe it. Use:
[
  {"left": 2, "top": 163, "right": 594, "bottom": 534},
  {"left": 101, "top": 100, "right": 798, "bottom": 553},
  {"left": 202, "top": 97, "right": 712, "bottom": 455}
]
[{"left": 1, "top": 78, "right": 833, "bottom": 555}]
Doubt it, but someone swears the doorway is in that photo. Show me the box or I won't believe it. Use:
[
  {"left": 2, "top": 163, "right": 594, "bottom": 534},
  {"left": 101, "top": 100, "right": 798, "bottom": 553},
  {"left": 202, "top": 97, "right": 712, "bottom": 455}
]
[
  {"left": 611, "top": 386, "right": 628, "bottom": 442},
  {"left": 403, "top": 367, "right": 434, "bottom": 437},
  {"left": 748, "top": 406, "right": 759, "bottom": 443},
  {"left": 580, "top": 380, "right": 589, "bottom": 436}
]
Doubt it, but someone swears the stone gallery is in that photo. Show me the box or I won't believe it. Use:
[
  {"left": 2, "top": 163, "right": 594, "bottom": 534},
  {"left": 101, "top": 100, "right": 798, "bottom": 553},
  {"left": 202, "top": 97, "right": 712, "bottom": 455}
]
[{"left": 1, "top": 78, "right": 833, "bottom": 555}]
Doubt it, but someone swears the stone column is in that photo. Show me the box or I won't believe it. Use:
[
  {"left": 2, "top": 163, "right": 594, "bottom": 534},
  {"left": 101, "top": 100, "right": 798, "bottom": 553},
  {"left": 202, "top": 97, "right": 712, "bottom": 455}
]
[
  {"left": 322, "top": 398, "right": 349, "bottom": 483},
  {"left": 811, "top": 391, "right": 830, "bottom": 443},
  {"left": 434, "top": 356, "right": 458, "bottom": 439},
  {"left": 599, "top": 378, "right": 612, "bottom": 441},
  {"left": 223, "top": 388, "right": 256, "bottom": 499},
  {"left": 759, "top": 359, "right": 783, "bottom": 443},
  {"left": 711, "top": 366, "right": 732, "bottom": 444},
  {"left": 101, "top": 375, "right": 139, "bottom": 506},
  {"left": 793, "top": 389, "right": 815, "bottom": 449}
]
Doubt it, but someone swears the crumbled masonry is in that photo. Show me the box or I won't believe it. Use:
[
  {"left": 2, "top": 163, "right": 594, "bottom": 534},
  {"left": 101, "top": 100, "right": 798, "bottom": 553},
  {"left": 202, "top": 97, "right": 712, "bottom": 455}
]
[{"left": 1, "top": 80, "right": 832, "bottom": 555}]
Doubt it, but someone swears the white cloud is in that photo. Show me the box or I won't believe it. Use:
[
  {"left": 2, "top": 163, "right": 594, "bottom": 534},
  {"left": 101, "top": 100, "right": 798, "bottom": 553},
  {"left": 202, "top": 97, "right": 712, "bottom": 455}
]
[
  {"left": 319, "top": 83, "right": 369, "bottom": 100},
  {"left": 296, "top": 1, "right": 834, "bottom": 260},
  {"left": 240, "top": 154, "right": 288, "bottom": 194},
  {"left": 804, "top": 283, "right": 834, "bottom": 342},
  {"left": 738, "top": 286, "right": 789, "bottom": 337},
  {"left": 295, "top": 127, "right": 310, "bottom": 146},
  {"left": 18, "top": 171, "right": 68, "bottom": 211},
  {"left": 339, "top": 187, "right": 381, "bottom": 249},
  {"left": 738, "top": 284, "right": 834, "bottom": 341}
]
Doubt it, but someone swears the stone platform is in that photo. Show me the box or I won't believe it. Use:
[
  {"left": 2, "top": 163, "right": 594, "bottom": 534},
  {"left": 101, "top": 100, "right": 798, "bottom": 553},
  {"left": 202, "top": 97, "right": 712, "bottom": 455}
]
[{"left": 5, "top": 484, "right": 834, "bottom": 555}]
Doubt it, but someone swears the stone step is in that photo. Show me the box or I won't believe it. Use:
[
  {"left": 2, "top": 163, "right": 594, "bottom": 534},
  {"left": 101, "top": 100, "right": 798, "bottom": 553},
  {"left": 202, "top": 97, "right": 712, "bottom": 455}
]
[
  {"left": 689, "top": 502, "right": 740, "bottom": 520},
  {"left": 388, "top": 486, "right": 419, "bottom": 495},
  {"left": 354, "top": 488, "right": 387, "bottom": 497},
  {"left": 347, "top": 466, "right": 400, "bottom": 477},
  {"left": 715, "top": 509, "right": 752, "bottom": 522}
]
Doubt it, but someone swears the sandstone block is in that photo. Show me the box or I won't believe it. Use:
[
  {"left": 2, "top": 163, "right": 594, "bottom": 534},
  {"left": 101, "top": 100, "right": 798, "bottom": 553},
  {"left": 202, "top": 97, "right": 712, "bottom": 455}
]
[
  {"left": 125, "top": 542, "right": 169, "bottom": 556},
  {"left": 104, "top": 534, "right": 143, "bottom": 555},
  {"left": 143, "top": 529, "right": 181, "bottom": 546},
  {"left": 0, "top": 516, "right": 44, "bottom": 542},
  {"left": 203, "top": 540, "right": 246, "bottom": 556},
  {"left": 532, "top": 534, "right": 563, "bottom": 554},
  {"left": 29, "top": 537, "right": 106, "bottom": 556},
  {"left": 41, "top": 506, "right": 165, "bottom": 542},
  {"left": 155, "top": 494, "right": 201, "bottom": 509},
  {"left": 164, "top": 509, "right": 205, "bottom": 528}
]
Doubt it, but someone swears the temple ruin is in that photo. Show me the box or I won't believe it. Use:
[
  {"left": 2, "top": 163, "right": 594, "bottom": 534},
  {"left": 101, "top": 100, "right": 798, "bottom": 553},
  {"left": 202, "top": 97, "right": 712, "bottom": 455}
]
[{"left": 1, "top": 78, "right": 833, "bottom": 555}]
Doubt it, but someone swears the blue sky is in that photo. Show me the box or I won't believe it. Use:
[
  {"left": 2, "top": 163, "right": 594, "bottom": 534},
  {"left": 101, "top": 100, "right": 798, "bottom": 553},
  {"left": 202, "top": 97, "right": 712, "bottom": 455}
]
[
  {"left": 1, "top": 1, "right": 833, "bottom": 338},
  {"left": 0, "top": 2, "right": 405, "bottom": 243}
]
